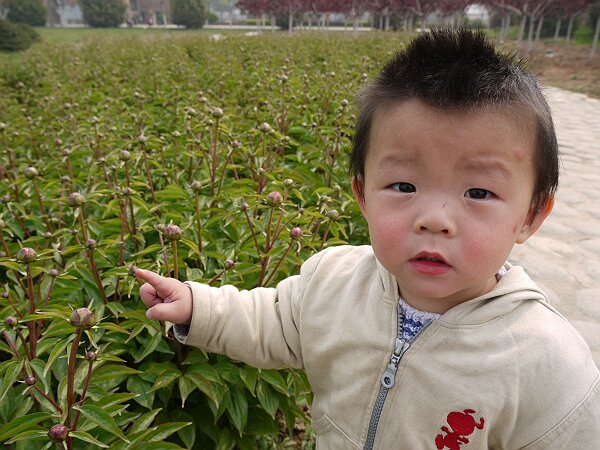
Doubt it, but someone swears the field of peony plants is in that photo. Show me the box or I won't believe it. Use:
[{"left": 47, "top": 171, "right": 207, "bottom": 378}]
[{"left": 0, "top": 31, "right": 405, "bottom": 449}]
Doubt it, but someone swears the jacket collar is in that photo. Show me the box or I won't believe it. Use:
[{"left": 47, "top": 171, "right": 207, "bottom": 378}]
[{"left": 376, "top": 259, "right": 549, "bottom": 326}]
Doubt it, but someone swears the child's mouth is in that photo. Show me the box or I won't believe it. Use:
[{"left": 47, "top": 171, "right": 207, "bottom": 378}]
[{"left": 409, "top": 253, "right": 451, "bottom": 275}]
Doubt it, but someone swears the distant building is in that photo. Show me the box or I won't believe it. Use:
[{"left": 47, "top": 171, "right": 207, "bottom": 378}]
[
  {"left": 465, "top": 4, "right": 490, "bottom": 27},
  {"left": 126, "top": 0, "right": 172, "bottom": 25}
]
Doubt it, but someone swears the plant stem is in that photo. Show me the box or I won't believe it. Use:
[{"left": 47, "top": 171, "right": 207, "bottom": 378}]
[
  {"left": 77, "top": 206, "right": 88, "bottom": 243},
  {"left": 72, "top": 359, "right": 94, "bottom": 431},
  {"left": 3, "top": 330, "right": 22, "bottom": 360},
  {"left": 319, "top": 221, "right": 332, "bottom": 251},
  {"left": 25, "top": 265, "right": 37, "bottom": 360},
  {"left": 33, "top": 384, "right": 63, "bottom": 414},
  {"left": 194, "top": 192, "right": 202, "bottom": 253},
  {"left": 32, "top": 179, "right": 54, "bottom": 233},
  {"left": 171, "top": 240, "right": 179, "bottom": 280},
  {"left": 86, "top": 248, "right": 108, "bottom": 304},
  {"left": 264, "top": 242, "right": 292, "bottom": 286},
  {"left": 65, "top": 330, "right": 82, "bottom": 429},
  {"left": 140, "top": 143, "right": 157, "bottom": 203}
]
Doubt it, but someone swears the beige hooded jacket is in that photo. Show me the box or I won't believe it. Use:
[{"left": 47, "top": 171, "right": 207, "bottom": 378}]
[{"left": 179, "top": 245, "right": 600, "bottom": 449}]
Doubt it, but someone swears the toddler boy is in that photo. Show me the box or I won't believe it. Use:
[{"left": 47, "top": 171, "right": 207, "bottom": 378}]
[{"left": 138, "top": 28, "right": 600, "bottom": 449}]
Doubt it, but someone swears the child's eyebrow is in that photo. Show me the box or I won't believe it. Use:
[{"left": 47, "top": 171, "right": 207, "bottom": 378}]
[{"left": 458, "top": 159, "right": 513, "bottom": 179}]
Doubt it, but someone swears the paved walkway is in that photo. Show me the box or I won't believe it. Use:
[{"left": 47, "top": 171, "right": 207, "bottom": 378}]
[{"left": 509, "top": 86, "right": 600, "bottom": 367}]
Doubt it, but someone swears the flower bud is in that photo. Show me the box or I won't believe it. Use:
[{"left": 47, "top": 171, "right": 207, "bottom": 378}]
[
  {"left": 25, "top": 376, "right": 36, "bottom": 386},
  {"left": 47, "top": 424, "right": 69, "bottom": 443},
  {"left": 50, "top": 269, "right": 59, "bottom": 277},
  {"left": 164, "top": 224, "right": 182, "bottom": 241},
  {"left": 119, "top": 150, "right": 131, "bottom": 161},
  {"left": 138, "top": 134, "right": 148, "bottom": 144},
  {"left": 283, "top": 179, "right": 294, "bottom": 188},
  {"left": 4, "top": 316, "right": 17, "bottom": 328},
  {"left": 231, "top": 140, "right": 241, "bottom": 148},
  {"left": 340, "top": 99, "right": 349, "bottom": 107},
  {"left": 69, "top": 307, "right": 96, "bottom": 330},
  {"left": 16, "top": 247, "right": 37, "bottom": 264},
  {"left": 24, "top": 167, "right": 38, "bottom": 180},
  {"left": 85, "top": 351, "right": 97, "bottom": 361},
  {"left": 265, "top": 191, "right": 283, "bottom": 207},
  {"left": 67, "top": 192, "right": 85, "bottom": 207},
  {"left": 190, "top": 181, "right": 202, "bottom": 192},
  {"left": 0, "top": 122, "right": 6, "bottom": 131},
  {"left": 0, "top": 194, "right": 9, "bottom": 204},
  {"left": 224, "top": 259, "right": 235, "bottom": 270},
  {"left": 240, "top": 202, "right": 249, "bottom": 212},
  {"left": 211, "top": 107, "right": 224, "bottom": 119},
  {"left": 291, "top": 227, "right": 302, "bottom": 239},
  {"left": 128, "top": 265, "right": 138, "bottom": 276},
  {"left": 258, "top": 122, "right": 272, "bottom": 133},
  {"left": 326, "top": 210, "right": 340, "bottom": 221},
  {"left": 85, "top": 239, "right": 96, "bottom": 250}
]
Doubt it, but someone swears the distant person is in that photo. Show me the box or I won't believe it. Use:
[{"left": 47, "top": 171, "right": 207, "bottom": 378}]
[
  {"left": 147, "top": 17, "right": 154, "bottom": 27},
  {"left": 136, "top": 27, "right": 600, "bottom": 449}
]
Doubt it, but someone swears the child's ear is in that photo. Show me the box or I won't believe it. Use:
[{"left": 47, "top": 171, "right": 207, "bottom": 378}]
[
  {"left": 351, "top": 176, "right": 367, "bottom": 217},
  {"left": 517, "top": 196, "right": 554, "bottom": 244}
]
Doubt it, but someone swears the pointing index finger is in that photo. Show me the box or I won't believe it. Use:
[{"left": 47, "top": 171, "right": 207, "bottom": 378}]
[{"left": 135, "top": 268, "right": 166, "bottom": 288}]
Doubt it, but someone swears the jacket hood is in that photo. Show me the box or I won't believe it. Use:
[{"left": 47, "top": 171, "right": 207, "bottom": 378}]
[{"left": 376, "top": 259, "right": 550, "bottom": 326}]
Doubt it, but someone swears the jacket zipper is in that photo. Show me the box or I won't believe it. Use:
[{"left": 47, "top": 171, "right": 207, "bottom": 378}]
[{"left": 363, "top": 305, "right": 432, "bottom": 450}]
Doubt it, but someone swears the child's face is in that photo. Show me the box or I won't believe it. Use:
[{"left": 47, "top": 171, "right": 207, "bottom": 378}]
[{"left": 352, "top": 100, "right": 552, "bottom": 314}]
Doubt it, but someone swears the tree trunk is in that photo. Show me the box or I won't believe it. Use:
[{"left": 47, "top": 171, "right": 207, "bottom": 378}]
[
  {"left": 289, "top": 11, "right": 293, "bottom": 34},
  {"left": 379, "top": 14, "right": 383, "bottom": 30},
  {"left": 526, "top": 14, "right": 535, "bottom": 55},
  {"left": 566, "top": 14, "right": 575, "bottom": 43},
  {"left": 270, "top": 14, "right": 276, "bottom": 32},
  {"left": 554, "top": 18, "right": 561, "bottom": 39},
  {"left": 385, "top": 13, "right": 390, "bottom": 31},
  {"left": 517, "top": 14, "right": 527, "bottom": 46},
  {"left": 591, "top": 15, "right": 600, "bottom": 60},
  {"left": 535, "top": 15, "right": 544, "bottom": 42}
]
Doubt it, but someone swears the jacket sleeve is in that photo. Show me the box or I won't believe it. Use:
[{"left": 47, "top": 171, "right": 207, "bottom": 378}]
[
  {"left": 523, "top": 372, "right": 600, "bottom": 449},
  {"left": 175, "top": 251, "right": 327, "bottom": 369}
]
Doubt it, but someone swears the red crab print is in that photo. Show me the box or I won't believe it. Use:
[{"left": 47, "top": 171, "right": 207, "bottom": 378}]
[{"left": 435, "top": 409, "right": 485, "bottom": 450}]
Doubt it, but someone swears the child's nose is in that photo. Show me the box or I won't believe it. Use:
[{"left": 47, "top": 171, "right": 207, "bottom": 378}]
[{"left": 414, "top": 201, "right": 456, "bottom": 236}]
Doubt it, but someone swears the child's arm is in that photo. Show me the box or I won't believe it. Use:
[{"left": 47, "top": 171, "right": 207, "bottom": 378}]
[{"left": 136, "top": 268, "right": 192, "bottom": 324}]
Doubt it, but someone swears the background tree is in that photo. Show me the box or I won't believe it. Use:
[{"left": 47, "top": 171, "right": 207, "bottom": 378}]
[
  {"left": 79, "top": 0, "right": 126, "bottom": 27},
  {"left": 172, "top": 0, "right": 207, "bottom": 28},
  {"left": 5, "top": 0, "right": 47, "bottom": 26},
  {"left": 0, "top": 18, "right": 40, "bottom": 51}
]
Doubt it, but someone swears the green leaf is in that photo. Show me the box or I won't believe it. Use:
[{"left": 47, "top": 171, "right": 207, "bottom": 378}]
[
  {"left": 178, "top": 374, "right": 195, "bottom": 408},
  {"left": 226, "top": 386, "right": 248, "bottom": 434},
  {"left": 256, "top": 381, "right": 279, "bottom": 419},
  {"left": 127, "top": 376, "right": 154, "bottom": 409},
  {"left": 128, "top": 408, "right": 162, "bottom": 435},
  {"left": 0, "top": 359, "right": 24, "bottom": 402},
  {"left": 185, "top": 370, "right": 218, "bottom": 405},
  {"left": 4, "top": 429, "right": 48, "bottom": 444},
  {"left": 171, "top": 410, "right": 196, "bottom": 449},
  {"left": 259, "top": 369, "right": 289, "bottom": 395},
  {"left": 150, "top": 368, "right": 181, "bottom": 392},
  {"left": 69, "top": 430, "right": 109, "bottom": 448},
  {"left": 142, "top": 422, "right": 192, "bottom": 443},
  {"left": 0, "top": 412, "right": 54, "bottom": 441},
  {"left": 73, "top": 404, "right": 130, "bottom": 443},
  {"left": 43, "top": 334, "right": 75, "bottom": 377},
  {"left": 133, "top": 331, "right": 163, "bottom": 363}
]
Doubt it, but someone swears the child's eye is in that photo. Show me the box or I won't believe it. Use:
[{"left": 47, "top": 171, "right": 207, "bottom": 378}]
[
  {"left": 390, "top": 182, "right": 416, "bottom": 193},
  {"left": 465, "top": 188, "right": 493, "bottom": 199}
]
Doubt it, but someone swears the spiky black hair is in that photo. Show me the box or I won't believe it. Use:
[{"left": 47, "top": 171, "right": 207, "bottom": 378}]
[{"left": 350, "top": 27, "right": 558, "bottom": 216}]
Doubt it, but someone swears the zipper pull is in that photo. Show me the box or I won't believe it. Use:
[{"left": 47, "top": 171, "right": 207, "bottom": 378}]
[{"left": 381, "top": 338, "right": 410, "bottom": 388}]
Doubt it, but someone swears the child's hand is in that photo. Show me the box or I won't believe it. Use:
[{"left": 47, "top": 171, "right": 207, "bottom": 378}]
[{"left": 135, "top": 269, "right": 192, "bottom": 324}]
